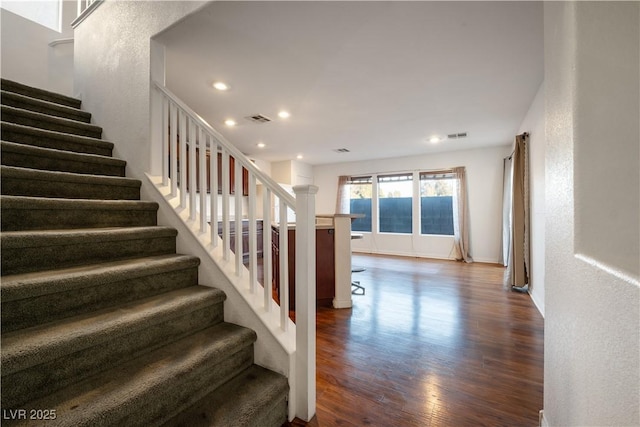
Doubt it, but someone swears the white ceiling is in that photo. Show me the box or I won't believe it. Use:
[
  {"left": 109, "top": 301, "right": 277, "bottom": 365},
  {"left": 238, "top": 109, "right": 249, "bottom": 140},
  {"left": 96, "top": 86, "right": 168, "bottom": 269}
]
[{"left": 157, "top": 1, "right": 543, "bottom": 166}]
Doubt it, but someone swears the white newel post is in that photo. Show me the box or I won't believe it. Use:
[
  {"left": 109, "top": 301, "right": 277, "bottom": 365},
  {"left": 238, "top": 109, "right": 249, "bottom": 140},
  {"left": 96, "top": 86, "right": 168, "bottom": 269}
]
[{"left": 293, "top": 185, "right": 318, "bottom": 422}]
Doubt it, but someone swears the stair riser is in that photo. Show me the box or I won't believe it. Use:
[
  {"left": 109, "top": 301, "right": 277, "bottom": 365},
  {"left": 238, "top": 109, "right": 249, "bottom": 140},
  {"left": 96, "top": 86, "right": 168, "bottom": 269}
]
[
  {"left": 2, "top": 207, "right": 157, "bottom": 231},
  {"left": 1, "top": 177, "right": 140, "bottom": 200},
  {"left": 1, "top": 150, "right": 125, "bottom": 177},
  {"left": 1, "top": 93, "right": 91, "bottom": 123},
  {"left": 1, "top": 235, "right": 176, "bottom": 276},
  {"left": 1, "top": 79, "right": 81, "bottom": 109},
  {"left": 260, "top": 396, "right": 289, "bottom": 427},
  {"left": 163, "top": 365, "right": 289, "bottom": 427},
  {"left": 124, "top": 347, "right": 255, "bottom": 427},
  {"left": 1, "top": 109, "right": 102, "bottom": 139},
  {"left": 2, "top": 302, "right": 225, "bottom": 408},
  {"left": 1, "top": 124, "right": 113, "bottom": 156},
  {"left": 2, "top": 266, "right": 198, "bottom": 332}
]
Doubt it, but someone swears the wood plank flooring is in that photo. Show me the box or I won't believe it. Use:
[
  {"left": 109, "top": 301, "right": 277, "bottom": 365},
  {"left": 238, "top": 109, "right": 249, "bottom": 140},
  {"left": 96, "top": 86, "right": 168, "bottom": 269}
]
[{"left": 295, "top": 254, "right": 544, "bottom": 427}]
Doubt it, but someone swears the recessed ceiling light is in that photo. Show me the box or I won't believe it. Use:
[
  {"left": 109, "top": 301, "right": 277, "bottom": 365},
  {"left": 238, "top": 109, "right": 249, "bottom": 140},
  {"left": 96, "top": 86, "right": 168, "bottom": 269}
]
[
  {"left": 213, "top": 81, "right": 229, "bottom": 91},
  {"left": 278, "top": 111, "right": 291, "bottom": 119},
  {"left": 257, "top": 142, "right": 266, "bottom": 148},
  {"left": 296, "top": 154, "right": 303, "bottom": 160},
  {"left": 224, "top": 119, "right": 237, "bottom": 127},
  {"left": 429, "top": 136, "right": 444, "bottom": 144}
]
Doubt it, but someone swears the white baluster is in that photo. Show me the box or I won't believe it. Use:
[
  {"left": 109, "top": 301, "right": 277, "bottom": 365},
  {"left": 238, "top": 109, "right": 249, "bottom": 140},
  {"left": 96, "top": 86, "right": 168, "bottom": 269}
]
[
  {"left": 222, "top": 150, "right": 230, "bottom": 260},
  {"left": 199, "top": 129, "right": 207, "bottom": 232},
  {"left": 161, "top": 97, "right": 169, "bottom": 186},
  {"left": 179, "top": 110, "right": 187, "bottom": 208},
  {"left": 210, "top": 141, "right": 218, "bottom": 247},
  {"left": 279, "top": 201, "right": 289, "bottom": 331},
  {"left": 263, "top": 187, "right": 272, "bottom": 311},
  {"left": 234, "top": 159, "right": 243, "bottom": 277},
  {"left": 169, "top": 102, "right": 178, "bottom": 197},
  {"left": 248, "top": 172, "right": 257, "bottom": 293},
  {"left": 188, "top": 119, "right": 197, "bottom": 221}
]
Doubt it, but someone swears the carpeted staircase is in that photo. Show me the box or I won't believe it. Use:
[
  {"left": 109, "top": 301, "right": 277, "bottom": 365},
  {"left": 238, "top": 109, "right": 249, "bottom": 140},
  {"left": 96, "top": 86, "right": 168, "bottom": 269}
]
[{"left": 0, "top": 79, "right": 289, "bottom": 427}]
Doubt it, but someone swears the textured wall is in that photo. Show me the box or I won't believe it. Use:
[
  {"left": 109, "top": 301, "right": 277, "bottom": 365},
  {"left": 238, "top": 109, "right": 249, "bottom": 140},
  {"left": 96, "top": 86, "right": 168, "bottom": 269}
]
[{"left": 544, "top": 2, "right": 639, "bottom": 425}]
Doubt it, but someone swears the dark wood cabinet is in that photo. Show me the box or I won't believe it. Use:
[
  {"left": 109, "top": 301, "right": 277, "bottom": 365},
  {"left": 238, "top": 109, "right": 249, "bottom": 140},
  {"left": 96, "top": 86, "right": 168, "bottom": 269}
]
[
  {"left": 271, "top": 226, "right": 336, "bottom": 311},
  {"left": 177, "top": 145, "right": 249, "bottom": 196},
  {"left": 218, "top": 220, "right": 263, "bottom": 262}
]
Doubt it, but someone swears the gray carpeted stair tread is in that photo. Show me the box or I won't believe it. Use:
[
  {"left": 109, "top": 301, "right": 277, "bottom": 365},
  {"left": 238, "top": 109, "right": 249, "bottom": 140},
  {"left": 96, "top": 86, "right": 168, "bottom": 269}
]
[
  {"left": 1, "top": 195, "right": 158, "bottom": 231},
  {"left": 1, "top": 254, "right": 201, "bottom": 332},
  {"left": 1, "top": 122, "right": 114, "bottom": 156},
  {"left": 1, "top": 78, "right": 82, "bottom": 109},
  {"left": 1, "top": 286, "right": 226, "bottom": 375},
  {"left": 1, "top": 90, "right": 91, "bottom": 123},
  {"left": 1, "top": 165, "right": 141, "bottom": 200},
  {"left": 1, "top": 141, "right": 125, "bottom": 176},
  {"left": 1, "top": 226, "right": 178, "bottom": 275},
  {"left": 6, "top": 323, "right": 257, "bottom": 427},
  {"left": 1, "top": 105, "right": 102, "bottom": 138},
  {"left": 1, "top": 254, "right": 200, "bottom": 303},
  {"left": 163, "top": 364, "right": 289, "bottom": 427}
]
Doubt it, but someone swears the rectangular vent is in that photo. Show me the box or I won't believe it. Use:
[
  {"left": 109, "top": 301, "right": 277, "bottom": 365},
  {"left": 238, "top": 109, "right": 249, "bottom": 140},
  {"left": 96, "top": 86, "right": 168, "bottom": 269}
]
[
  {"left": 333, "top": 148, "right": 351, "bottom": 153},
  {"left": 447, "top": 132, "right": 468, "bottom": 139},
  {"left": 245, "top": 114, "right": 272, "bottom": 124}
]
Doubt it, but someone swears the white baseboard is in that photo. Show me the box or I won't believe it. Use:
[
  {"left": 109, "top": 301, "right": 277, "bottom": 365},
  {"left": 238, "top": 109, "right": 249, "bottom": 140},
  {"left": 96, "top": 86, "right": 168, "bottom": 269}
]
[{"left": 332, "top": 298, "right": 353, "bottom": 309}]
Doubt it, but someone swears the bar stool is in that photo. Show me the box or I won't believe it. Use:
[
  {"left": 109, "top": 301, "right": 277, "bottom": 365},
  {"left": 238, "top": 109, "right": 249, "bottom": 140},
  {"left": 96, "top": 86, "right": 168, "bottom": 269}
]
[{"left": 351, "top": 266, "right": 365, "bottom": 295}]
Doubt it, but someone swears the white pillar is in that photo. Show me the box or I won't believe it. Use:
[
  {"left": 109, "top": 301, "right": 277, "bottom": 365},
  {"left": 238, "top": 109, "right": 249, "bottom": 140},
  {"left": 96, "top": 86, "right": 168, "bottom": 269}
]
[
  {"left": 333, "top": 215, "right": 354, "bottom": 309},
  {"left": 292, "top": 184, "right": 318, "bottom": 422}
]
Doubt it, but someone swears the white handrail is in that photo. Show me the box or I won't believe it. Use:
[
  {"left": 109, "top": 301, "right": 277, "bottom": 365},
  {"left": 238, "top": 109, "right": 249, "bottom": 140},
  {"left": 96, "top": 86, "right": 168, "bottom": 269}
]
[{"left": 153, "top": 82, "right": 296, "bottom": 207}]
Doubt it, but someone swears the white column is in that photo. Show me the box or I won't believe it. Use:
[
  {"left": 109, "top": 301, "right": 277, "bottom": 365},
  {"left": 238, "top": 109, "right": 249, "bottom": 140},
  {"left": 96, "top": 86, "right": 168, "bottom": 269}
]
[
  {"left": 292, "top": 184, "right": 318, "bottom": 422},
  {"left": 333, "top": 215, "right": 353, "bottom": 309}
]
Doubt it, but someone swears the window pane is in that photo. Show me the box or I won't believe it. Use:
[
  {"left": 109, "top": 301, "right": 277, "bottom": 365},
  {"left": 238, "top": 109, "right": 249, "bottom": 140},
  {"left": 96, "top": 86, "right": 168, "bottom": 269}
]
[
  {"left": 349, "top": 182, "right": 372, "bottom": 232},
  {"left": 420, "top": 178, "right": 454, "bottom": 235},
  {"left": 378, "top": 175, "right": 412, "bottom": 234}
]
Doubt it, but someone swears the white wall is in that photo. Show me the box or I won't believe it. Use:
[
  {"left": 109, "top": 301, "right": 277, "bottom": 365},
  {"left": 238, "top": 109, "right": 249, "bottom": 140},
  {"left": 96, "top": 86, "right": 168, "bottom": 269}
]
[
  {"left": 313, "top": 145, "right": 510, "bottom": 263},
  {"left": 543, "top": 2, "right": 639, "bottom": 426},
  {"left": 73, "top": 1, "right": 208, "bottom": 181},
  {"left": 272, "top": 160, "right": 313, "bottom": 186},
  {"left": 72, "top": 1, "right": 292, "bottom": 378},
  {"left": 1, "top": 0, "right": 76, "bottom": 95},
  {"left": 517, "top": 82, "right": 545, "bottom": 316}
]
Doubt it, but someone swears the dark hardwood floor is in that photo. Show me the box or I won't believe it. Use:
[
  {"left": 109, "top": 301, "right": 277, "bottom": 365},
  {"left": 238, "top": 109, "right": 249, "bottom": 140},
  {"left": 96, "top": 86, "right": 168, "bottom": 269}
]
[{"left": 296, "top": 254, "right": 544, "bottom": 427}]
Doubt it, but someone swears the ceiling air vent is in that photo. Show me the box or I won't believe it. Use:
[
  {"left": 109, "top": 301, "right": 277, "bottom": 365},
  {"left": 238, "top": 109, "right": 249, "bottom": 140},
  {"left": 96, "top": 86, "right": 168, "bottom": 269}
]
[
  {"left": 447, "top": 132, "right": 468, "bottom": 139},
  {"left": 245, "top": 114, "right": 272, "bottom": 124},
  {"left": 333, "top": 148, "right": 351, "bottom": 153}
]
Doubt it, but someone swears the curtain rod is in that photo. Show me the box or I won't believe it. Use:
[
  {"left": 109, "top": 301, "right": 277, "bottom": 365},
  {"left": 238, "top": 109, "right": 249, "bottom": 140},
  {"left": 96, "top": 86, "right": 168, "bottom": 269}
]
[
  {"left": 348, "top": 167, "right": 457, "bottom": 179},
  {"left": 505, "top": 132, "right": 529, "bottom": 160}
]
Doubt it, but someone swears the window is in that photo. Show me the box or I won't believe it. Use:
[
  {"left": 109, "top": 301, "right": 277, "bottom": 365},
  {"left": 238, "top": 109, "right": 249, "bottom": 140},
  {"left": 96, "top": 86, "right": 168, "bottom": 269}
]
[
  {"left": 420, "top": 172, "right": 454, "bottom": 235},
  {"left": 1, "top": 1, "right": 61, "bottom": 32},
  {"left": 348, "top": 176, "right": 372, "bottom": 232},
  {"left": 378, "top": 173, "right": 413, "bottom": 234}
]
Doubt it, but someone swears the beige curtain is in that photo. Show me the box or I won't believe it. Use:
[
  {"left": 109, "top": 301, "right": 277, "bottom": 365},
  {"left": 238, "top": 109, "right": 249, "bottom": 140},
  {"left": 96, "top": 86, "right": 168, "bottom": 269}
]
[
  {"left": 509, "top": 133, "right": 530, "bottom": 287},
  {"left": 335, "top": 175, "right": 350, "bottom": 214},
  {"left": 452, "top": 166, "right": 473, "bottom": 263}
]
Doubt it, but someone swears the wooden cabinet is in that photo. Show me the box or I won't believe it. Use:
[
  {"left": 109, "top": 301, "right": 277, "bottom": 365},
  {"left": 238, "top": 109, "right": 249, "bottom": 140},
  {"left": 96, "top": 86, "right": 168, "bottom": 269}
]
[
  {"left": 177, "top": 145, "right": 249, "bottom": 195},
  {"left": 218, "top": 220, "right": 263, "bottom": 262},
  {"left": 271, "top": 226, "right": 336, "bottom": 311}
]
